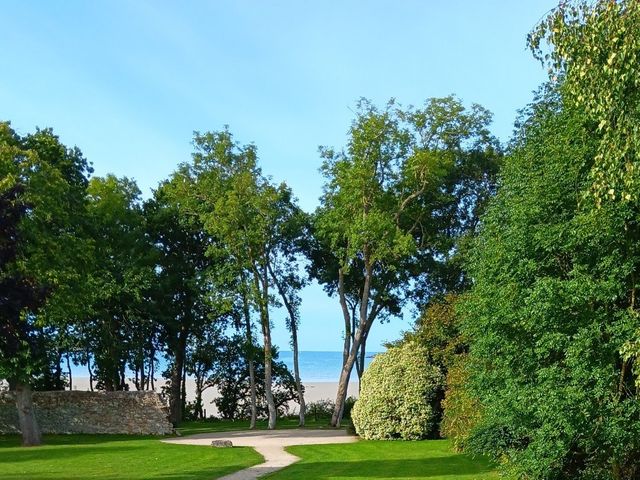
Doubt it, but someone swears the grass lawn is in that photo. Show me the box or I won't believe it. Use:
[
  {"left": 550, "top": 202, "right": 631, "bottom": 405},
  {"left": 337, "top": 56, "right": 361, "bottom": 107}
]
[
  {"left": 266, "top": 439, "right": 498, "bottom": 480},
  {"left": 177, "top": 417, "right": 334, "bottom": 436},
  {"left": 0, "top": 434, "right": 262, "bottom": 480}
]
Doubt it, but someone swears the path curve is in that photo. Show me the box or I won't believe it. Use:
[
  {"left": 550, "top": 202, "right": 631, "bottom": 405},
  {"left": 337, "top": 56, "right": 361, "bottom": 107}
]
[{"left": 163, "top": 429, "right": 358, "bottom": 479}]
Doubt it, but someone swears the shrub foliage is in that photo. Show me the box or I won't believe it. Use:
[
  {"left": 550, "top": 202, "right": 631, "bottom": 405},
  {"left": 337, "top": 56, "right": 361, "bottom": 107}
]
[{"left": 351, "top": 342, "right": 443, "bottom": 440}]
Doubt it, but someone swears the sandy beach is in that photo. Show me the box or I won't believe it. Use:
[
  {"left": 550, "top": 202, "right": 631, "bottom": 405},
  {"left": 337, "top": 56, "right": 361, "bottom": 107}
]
[{"left": 69, "top": 377, "right": 359, "bottom": 417}]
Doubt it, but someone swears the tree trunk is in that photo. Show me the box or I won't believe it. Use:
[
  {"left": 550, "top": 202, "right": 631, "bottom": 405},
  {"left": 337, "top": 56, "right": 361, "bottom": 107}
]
[
  {"left": 262, "top": 321, "right": 276, "bottom": 429},
  {"left": 194, "top": 376, "right": 204, "bottom": 420},
  {"left": 291, "top": 323, "right": 305, "bottom": 426},
  {"left": 242, "top": 289, "right": 257, "bottom": 429},
  {"left": 331, "top": 339, "right": 361, "bottom": 427},
  {"left": 147, "top": 348, "right": 156, "bottom": 392},
  {"left": 257, "top": 264, "right": 277, "bottom": 430},
  {"left": 267, "top": 263, "right": 305, "bottom": 427},
  {"left": 357, "top": 336, "right": 367, "bottom": 393},
  {"left": 54, "top": 349, "right": 63, "bottom": 389},
  {"left": 66, "top": 353, "right": 73, "bottom": 391},
  {"left": 87, "top": 354, "right": 94, "bottom": 392},
  {"left": 338, "top": 268, "right": 352, "bottom": 366},
  {"left": 15, "top": 382, "right": 42, "bottom": 447},
  {"left": 181, "top": 358, "right": 187, "bottom": 419},
  {"left": 332, "top": 259, "right": 373, "bottom": 427},
  {"left": 169, "top": 329, "right": 187, "bottom": 426}
]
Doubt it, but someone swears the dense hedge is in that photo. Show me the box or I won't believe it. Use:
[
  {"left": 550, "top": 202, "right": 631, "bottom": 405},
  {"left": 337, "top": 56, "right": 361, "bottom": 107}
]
[
  {"left": 351, "top": 342, "right": 443, "bottom": 440},
  {"left": 440, "top": 354, "right": 480, "bottom": 450}
]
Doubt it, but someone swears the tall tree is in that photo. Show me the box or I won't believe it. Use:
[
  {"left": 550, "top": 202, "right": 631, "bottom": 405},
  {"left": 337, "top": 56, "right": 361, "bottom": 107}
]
[
  {"left": 314, "top": 97, "right": 498, "bottom": 426},
  {"left": 145, "top": 178, "right": 213, "bottom": 425},
  {"left": 0, "top": 123, "right": 92, "bottom": 446},
  {"left": 180, "top": 130, "right": 297, "bottom": 429},
  {"left": 84, "top": 175, "right": 153, "bottom": 391},
  {"left": 267, "top": 188, "right": 309, "bottom": 426},
  {"left": 463, "top": 88, "right": 640, "bottom": 479}
]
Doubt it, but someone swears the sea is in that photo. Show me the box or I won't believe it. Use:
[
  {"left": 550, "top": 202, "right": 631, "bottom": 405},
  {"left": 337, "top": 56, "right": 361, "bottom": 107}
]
[
  {"left": 70, "top": 351, "right": 380, "bottom": 383},
  {"left": 279, "top": 351, "right": 380, "bottom": 382}
]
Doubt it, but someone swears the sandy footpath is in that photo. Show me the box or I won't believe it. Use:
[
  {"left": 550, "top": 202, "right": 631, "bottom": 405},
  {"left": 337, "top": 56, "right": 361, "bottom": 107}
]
[
  {"left": 163, "top": 429, "right": 358, "bottom": 479},
  {"left": 69, "top": 377, "right": 359, "bottom": 416}
]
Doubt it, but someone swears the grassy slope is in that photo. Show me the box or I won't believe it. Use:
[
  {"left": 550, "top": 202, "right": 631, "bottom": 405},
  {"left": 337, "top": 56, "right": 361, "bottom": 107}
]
[
  {"left": 266, "top": 440, "right": 498, "bottom": 480},
  {"left": 0, "top": 434, "right": 262, "bottom": 480}
]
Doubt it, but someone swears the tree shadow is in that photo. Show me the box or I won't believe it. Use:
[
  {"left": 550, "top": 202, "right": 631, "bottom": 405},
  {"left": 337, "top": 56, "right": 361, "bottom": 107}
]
[{"left": 270, "top": 457, "right": 496, "bottom": 478}]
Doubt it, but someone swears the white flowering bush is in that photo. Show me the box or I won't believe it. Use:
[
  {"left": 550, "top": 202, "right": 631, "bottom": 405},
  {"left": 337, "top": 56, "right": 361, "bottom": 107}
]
[{"left": 351, "top": 341, "right": 443, "bottom": 440}]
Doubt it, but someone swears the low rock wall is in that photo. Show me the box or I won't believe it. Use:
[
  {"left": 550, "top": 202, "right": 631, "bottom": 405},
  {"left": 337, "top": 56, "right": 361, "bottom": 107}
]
[{"left": 0, "top": 391, "right": 173, "bottom": 435}]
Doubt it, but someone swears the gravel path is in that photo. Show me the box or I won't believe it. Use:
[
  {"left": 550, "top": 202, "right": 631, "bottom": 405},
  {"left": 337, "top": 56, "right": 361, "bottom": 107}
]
[{"left": 163, "top": 429, "right": 357, "bottom": 479}]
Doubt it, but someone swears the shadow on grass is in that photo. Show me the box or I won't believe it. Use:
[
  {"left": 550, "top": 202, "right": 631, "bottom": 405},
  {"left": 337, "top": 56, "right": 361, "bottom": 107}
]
[
  {"left": 0, "top": 434, "right": 161, "bottom": 448},
  {"left": 0, "top": 444, "right": 145, "bottom": 463},
  {"left": 0, "top": 468, "right": 250, "bottom": 480},
  {"left": 270, "top": 457, "right": 495, "bottom": 479}
]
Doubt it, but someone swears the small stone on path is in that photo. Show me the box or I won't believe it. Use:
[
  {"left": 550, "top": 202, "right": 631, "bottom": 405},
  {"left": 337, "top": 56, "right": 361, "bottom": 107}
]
[{"left": 211, "top": 440, "right": 233, "bottom": 448}]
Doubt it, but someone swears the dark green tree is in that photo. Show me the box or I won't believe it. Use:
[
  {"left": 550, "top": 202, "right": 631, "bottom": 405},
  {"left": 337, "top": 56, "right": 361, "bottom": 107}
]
[
  {"left": 145, "top": 177, "right": 214, "bottom": 425},
  {"left": 464, "top": 88, "right": 640, "bottom": 479},
  {"left": 0, "top": 123, "right": 92, "bottom": 446},
  {"left": 84, "top": 175, "right": 153, "bottom": 392}
]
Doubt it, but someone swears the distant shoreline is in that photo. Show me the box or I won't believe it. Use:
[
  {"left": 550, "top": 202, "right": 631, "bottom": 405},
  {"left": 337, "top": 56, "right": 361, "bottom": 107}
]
[{"left": 67, "top": 377, "right": 360, "bottom": 417}]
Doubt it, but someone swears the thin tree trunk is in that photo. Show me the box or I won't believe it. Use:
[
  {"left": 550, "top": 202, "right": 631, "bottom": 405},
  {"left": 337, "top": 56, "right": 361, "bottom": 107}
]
[
  {"left": 331, "top": 338, "right": 362, "bottom": 427},
  {"left": 291, "top": 323, "right": 305, "bottom": 426},
  {"left": 66, "top": 353, "right": 73, "bottom": 391},
  {"left": 181, "top": 358, "right": 187, "bottom": 420},
  {"left": 338, "top": 268, "right": 352, "bottom": 366},
  {"left": 150, "top": 348, "right": 155, "bottom": 391},
  {"left": 87, "top": 354, "right": 94, "bottom": 392},
  {"left": 119, "top": 362, "right": 126, "bottom": 390},
  {"left": 54, "top": 349, "right": 63, "bottom": 389},
  {"left": 267, "top": 263, "right": 305, "bottom": 427},
  {"left": 194, "top": 375, "right": 204, "bottom": 420},
  {"left": 332, "top": 259, "right": 373, "bottom": 427},
  {"left": 242, "top": 288, "right": 257, "bottom": 429},
  {"left": 257, "top": 263, "right": 276, "bottom": 430},
  {"left": 15, "top": 382, "right": 42, "bottom": 447},
  {"left": 169, "top": 330, "right": 187, "bottom": 426},
  {"left": 357, "top": 336, "right": 367, "bottom": 393},
  {"left": 138, "top": 345, "right": 146, "bottom": 391},
  {"left": 262, "top": 318, "right": 276, "bottom": 429}
]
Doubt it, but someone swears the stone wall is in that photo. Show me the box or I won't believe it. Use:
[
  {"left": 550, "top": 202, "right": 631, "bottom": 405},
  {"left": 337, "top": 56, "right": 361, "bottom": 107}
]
[{"left": 0, "top": 391, "right": 173, "bottom": 435}]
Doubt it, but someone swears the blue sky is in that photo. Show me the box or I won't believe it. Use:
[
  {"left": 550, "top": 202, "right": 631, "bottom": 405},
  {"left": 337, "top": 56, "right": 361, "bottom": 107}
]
[{"left": 1, "top": 0, "right": 557, "bottom": 351}]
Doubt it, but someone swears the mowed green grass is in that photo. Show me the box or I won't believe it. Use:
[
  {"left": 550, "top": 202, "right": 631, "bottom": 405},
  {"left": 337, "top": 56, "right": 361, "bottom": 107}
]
[
  {"left": 266, "top": 439, "right": 498, "bottom": 480},
  {"left": 0, "top": 434, "right": 262, "bottom": 480},
  {"left": 177, "top": 417, "right": 334, "bottom": 436}
]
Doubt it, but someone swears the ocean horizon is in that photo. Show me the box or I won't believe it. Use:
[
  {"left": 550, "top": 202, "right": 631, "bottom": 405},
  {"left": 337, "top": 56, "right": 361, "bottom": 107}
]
[
  {"left": 278, "top": 351, "right": 381, "bottom": 382},
  {"left": 68, "top": 351, "right": 381, "bottom": 383}
]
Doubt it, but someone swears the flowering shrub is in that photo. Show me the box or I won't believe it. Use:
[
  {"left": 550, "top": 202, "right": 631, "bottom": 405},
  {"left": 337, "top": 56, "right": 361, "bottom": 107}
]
[{"left": 351, "top": 342, "right": 443, "bottom": 440}]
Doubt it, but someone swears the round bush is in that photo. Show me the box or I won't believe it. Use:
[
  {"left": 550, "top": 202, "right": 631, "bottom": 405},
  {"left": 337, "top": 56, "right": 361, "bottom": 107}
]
[{"left": 351, "top": 341, "right": 443, "bottom": 440}]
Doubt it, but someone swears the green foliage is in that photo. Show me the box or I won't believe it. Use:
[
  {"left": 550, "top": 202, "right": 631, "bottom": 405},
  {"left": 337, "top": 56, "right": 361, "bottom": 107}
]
[
  {"left": 314, "top": 97, "right": 500, "bottom": 308},
  {"left": 398, "top": 294, "right": 466, "bottom": 370},
  {"left": 306, "top": 398, "right": 336, "bottom": 421},
  {"left": 393, "top": 294, "right": 470, "bottom": 441},
  {"left": 530, "top": 0, "right": 640, "bottom": 204},
  {"left": 84, "top": 175, "right": 154, "bottom": 391},
  {"left": 212, "top": 336, "right": 299, "bottom": 420},
  {"left": 351, "top": 342, "right": 444, "bottom": 440},
  {"left": 441, "top": 354, "right": 481, "bottom": 451},
  {"left": 0, "top": 122, "right": 92, "bottom": 387},
  {"left": 463, "top": 88, "right": 640, "bottom": 479}
]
